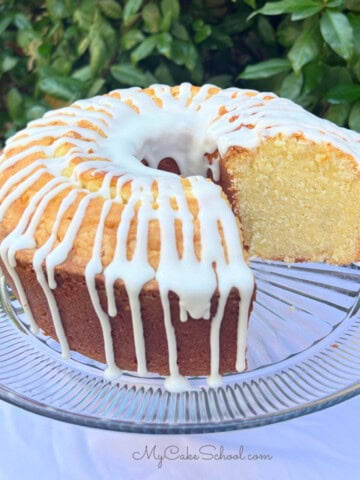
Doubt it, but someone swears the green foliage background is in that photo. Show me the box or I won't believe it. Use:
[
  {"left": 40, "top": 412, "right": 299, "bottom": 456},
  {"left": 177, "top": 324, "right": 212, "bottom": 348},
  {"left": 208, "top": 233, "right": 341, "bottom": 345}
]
[{"left": 1, "top": 0, "right": 360, "bottom": 146}]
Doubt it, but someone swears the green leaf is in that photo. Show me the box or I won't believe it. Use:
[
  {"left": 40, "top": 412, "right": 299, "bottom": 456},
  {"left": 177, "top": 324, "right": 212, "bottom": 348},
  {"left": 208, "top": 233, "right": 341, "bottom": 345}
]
[
  {"left": 160, "top": 10, "right": 173, "bottom": 32},
  {"left": 171, "top": 21, "right": 189, "bottom": 40},
  {"left": 47, "top": 20, "right": 62, "bottom": 38},
  {"left": 77, "top": 36, "right": 90, "bottom": 56},
  {"left": 131, "top": 36, "right": 157, "bottom": 63},
  {"left": 326, "top": 0, "right": 343, "bottom": 6},
  {"left": 222, "top": 10, "right": 250, "bottom": 34},
  {"left": 6, "top": 88, "right": 23, "bottom": 121},
  {"left": 320, "top": 11, "right": 354, "bottom": 61},
  {"left": 123, "top": 0, "right": 143, "bottom": 26},
  {"left": 155, "top": 32, "right": 173, "bottom": 57},
  {"left": 302, "top": 61, "right": 324, "bottom": 94},
  {"left": 72, "top": 65, "right": 92, "bottom": 81},
  {"left": 324, "top": 103, "right": 350, "bottom": 126},
  {"left": 250, "top": 0, "right": 322, "bottom": 19},
  {"left": 290, "top": 5, "right": 322, "bottom": 21},
  {"left": 257, "top": 17, "right": 276, "bottom": 46},
  {"left": 243, "top": 0, "right": 256, "bottom": 8},
  {"left": 121, "top": 29, "right": 145, "bottom": 50},
  {"left": 2, "top": 56, "right": 18, "bottom": 73},
  {"left": 66, "top": 23, "right": 80, "bottom": 38},
  {"left": 170, "top": 40, "right": 199, "bottom": 70},
  {"left": 38, "top": 75, "right": 86, "bottom": 101},
  {"left": 345, "top": 0, "right": 360, "bottom": 11},
  {"left": 348, "top": 14, "right": 360, "bottom": 59},
  {"left": 142, "top": 3, "right": 161, "bottom": 33},
  {"left": 26, "top": 105, "right": 48, "bottom": 122},
  {"left": 288, "top": 19, "right": 320, "bottom": 73},
  {"left": 74, "top": 8, "right": 93, "bottom": 30},
  {"left": 89, "top": 34, "right": 107, "bottom": 75},
  {"left": 190, "top": 60, "right": 203, "bottom": 85},
  {"left": 325, "top": 66, "right": 353, "bottom": 88},
  {"left": 161, "top": 0, "right": 180, "bottom": 20},
  {"left": 62, "top": 0, "right": 77, "bottom": 13},
  {"left": 37, "top": 42, "right": 52, "bottom": 60},
  {"left": 14, "top": 13, "right": 32, "bottom": 30},
  {"left": 326, "top": 84, "right": 360, "bottom": 103},
  {"left": 277, "top": 17, "right": 303, "bottom": 48},
  {"left": 0, "top": 14, "right": 13, "bottom": 36},
  {"left": 99, "top": 0, "right": 123, "bottom": 19},
  {"left": 238, "top": 58, "right": 291, "bottom": 79},
  {"left": 193, "top": 19, "right": 212, "bottom": 43},
  {"left": 280, "top": 71, "right": 303, "bottom": 100},
  {"left": 353, "top": 61, "right": 360, "bottom": 84},
  {"left": 110, "top": 63, "right": 148, "bottom": 86},
  {"left": 51, "top": 57, "right": 72, "bottom": 76},
  {"left": 92, "top": 11, "right": 117, "bottom": 51},
  {"left": 250, "top": 0, "right": 293, "bottom": 16},
  {"left": 87, "top": 78, "right": 106, "bottom": 97},
  {"left": 46, "top": 0, "right": 69, "bottom": 20},
  {"left": 349, "top": 101, "right": 360, "bottom": 131}
]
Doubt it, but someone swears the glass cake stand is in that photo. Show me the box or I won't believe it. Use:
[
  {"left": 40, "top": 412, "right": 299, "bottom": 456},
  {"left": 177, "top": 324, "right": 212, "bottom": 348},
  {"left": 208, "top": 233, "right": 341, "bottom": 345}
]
[{"left": 0, "top": 260, "right": 359, "bottom": 434}]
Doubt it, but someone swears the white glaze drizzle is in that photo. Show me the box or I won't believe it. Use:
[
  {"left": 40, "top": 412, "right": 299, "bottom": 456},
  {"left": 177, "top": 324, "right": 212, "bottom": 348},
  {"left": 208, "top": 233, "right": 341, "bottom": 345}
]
[
  {"left": 2, "top": 83, "right": 356, "bottom": 392},
  {"left": 0, "top": 174, "right": 66, "bottom": 334},
  {"left": 33, "top": 188, "right": 78, "bottom": 358},
  {"left": 85, "top": 198, "right": 122, "bottom": 379}
]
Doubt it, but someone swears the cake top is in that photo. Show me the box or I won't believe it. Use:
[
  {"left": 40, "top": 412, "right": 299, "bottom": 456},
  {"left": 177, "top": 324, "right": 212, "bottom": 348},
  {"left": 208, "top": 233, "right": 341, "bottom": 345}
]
[{"left": 4, "top": 83, "right": 360, "bottom": 187}]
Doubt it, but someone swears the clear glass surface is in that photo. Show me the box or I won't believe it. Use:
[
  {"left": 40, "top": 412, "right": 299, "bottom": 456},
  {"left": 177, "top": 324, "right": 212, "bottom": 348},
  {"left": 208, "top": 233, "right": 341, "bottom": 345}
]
[{"left": 0, "top": 260, "right": 359, "bottom": 433}]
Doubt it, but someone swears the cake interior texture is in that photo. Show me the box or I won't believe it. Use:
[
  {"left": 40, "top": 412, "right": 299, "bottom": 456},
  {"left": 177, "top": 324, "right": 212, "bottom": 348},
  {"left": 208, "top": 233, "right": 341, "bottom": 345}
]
[
  {"left": 222, "top": 135, "right": 360, "bottom": 264},
  {"left": 0, "top": 84, "right": 359, "bottom": 392}
]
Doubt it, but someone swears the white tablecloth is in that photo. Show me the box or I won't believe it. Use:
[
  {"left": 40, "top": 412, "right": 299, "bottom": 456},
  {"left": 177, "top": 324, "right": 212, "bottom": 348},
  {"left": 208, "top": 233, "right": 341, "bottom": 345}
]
[{"left": 0, "top": 394, "right": 359, "bottom": 480}]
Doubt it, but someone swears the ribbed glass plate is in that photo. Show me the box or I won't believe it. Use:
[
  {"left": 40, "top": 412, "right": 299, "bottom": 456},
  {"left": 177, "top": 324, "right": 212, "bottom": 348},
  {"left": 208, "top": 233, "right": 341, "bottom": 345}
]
[{"left": 0, "top": 260, "right": 359, "bottom": 434}]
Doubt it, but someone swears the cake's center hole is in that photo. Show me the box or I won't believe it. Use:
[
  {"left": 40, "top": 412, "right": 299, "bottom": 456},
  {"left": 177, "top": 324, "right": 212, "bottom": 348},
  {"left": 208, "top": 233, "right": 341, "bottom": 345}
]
[
  {"left": 141, "top": 157, "right": 181, "bottom": 175},
  {"left": 133, "top": 113, "right": 216, "bottom": 178},
  {"left": 141, "top": 156, "right": 216, "bottom": 180}
]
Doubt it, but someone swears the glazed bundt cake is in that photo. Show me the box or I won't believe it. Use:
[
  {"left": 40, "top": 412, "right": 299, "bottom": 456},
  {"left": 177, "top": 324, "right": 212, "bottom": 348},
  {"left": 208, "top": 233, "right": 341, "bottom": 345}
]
[{"left": 0, "top": 84, "right": 359, "bottom": 392}]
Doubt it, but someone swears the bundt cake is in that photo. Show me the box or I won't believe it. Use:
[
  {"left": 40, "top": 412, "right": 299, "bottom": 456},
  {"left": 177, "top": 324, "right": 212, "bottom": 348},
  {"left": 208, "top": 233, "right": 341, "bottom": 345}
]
[{"left": 0, "top": 83, "right": 359, "bottom": 392}]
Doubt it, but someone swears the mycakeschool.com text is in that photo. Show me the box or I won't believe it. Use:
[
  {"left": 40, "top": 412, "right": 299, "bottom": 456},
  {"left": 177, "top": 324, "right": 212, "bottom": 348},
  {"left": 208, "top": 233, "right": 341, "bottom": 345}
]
[{"left": 132, "top": 444, "right": 274, "bottom": 469}]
